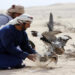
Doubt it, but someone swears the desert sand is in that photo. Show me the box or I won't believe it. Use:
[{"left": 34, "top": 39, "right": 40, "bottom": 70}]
[{"left": 0, "top": 3, "right": 75, "bottom": 75}]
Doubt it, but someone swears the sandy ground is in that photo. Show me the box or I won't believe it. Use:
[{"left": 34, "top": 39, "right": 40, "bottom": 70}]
[{"left": 0, "top": 3, "right": 75, "bottom": 75}]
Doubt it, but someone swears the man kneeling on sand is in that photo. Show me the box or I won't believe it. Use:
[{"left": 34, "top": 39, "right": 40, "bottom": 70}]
[{"left": 0, "top": 14, "right": 37, "bottom": 69}]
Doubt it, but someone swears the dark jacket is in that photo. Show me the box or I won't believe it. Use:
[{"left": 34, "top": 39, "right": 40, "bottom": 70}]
[{"left": 0, "top": 25, "right": 36, "bottom": 60}]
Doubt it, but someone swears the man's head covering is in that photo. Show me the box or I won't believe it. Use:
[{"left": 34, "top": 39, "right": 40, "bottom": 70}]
[
  {"left": 7, "top": 5, "right": 24, "bottom": 14},
  {"left": 6, "top": 14, "right": 33, "bottom": 25}
]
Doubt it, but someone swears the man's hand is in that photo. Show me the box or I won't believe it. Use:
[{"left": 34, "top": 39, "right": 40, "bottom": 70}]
[{"left": 27, "top": 54, "right": 37, "bottom": 62}]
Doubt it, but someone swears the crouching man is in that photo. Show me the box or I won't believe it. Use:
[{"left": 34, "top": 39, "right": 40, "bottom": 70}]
[{"left": 0, "top": 14, "right": 37, "bottom": 69}]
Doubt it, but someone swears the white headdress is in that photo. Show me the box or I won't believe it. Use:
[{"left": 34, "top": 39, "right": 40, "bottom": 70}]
[{"left": 6, "top": 14, "right": 33, "bottom": 25}]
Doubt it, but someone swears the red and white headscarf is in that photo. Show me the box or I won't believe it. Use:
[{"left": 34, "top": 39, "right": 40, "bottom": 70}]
[{"left": 6, "top": 14, "right": 33, "bottom": 25}]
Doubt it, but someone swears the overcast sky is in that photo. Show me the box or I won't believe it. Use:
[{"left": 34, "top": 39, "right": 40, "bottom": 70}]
[{"left": 0, "top": 0, "right": 75, "bottom": 9}]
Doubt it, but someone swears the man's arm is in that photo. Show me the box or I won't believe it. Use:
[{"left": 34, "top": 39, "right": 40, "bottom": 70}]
[{"left": 20, "top": 32, "right": 37, "bottom": 54}]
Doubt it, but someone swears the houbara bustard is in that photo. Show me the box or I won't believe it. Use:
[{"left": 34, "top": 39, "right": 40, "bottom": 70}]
[
  {"left": 31, "top": 30, "right": 71, "bottom": 63},
  {"left": 29, "top": 12, "right": 71, "bottom": 64}
]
